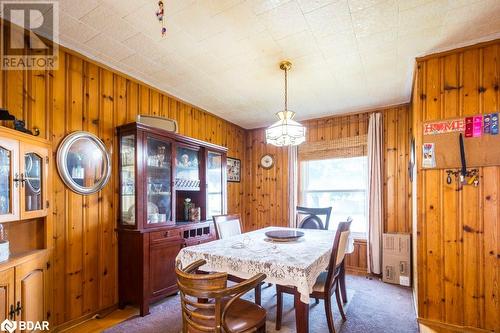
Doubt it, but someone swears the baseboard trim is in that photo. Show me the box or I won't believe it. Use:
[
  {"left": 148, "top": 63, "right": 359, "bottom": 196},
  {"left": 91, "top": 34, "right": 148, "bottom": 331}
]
[
  {"left": 345, "top": 267, "right": 368, "bottom": 275},
  {"left": 52, "top": 304, "right": 118, "bottom": 332},
  {"left": 418, "top": 317, "right": 494, "bottom": 333}
]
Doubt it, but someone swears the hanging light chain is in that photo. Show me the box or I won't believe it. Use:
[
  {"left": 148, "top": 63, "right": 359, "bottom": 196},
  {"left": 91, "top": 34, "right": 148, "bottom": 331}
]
[{"left": 284, "top": 66, "right": 288, "bottom": 111}]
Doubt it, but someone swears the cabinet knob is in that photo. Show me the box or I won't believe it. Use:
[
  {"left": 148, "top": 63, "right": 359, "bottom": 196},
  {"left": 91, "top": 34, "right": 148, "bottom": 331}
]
[
  {"left": 15, "top": 301, "right": 22, "bottom": 316},
  {"left": 9, "top": 304, "right": 15, "bottom": 320}
]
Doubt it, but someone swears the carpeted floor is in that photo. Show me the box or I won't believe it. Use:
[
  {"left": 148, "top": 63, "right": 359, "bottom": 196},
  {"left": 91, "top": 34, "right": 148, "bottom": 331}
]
[{"left": 105, "top": 275, "right": 418, "bottom": 333}]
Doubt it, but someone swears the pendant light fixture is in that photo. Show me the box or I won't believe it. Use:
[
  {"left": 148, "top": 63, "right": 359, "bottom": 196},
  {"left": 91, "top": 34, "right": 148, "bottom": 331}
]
[{"left": 265, "top": 61, "right": 306, "bottom": 146}]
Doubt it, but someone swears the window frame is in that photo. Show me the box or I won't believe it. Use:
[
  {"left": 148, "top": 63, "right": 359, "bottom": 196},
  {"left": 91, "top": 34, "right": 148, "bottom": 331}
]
[{"left": 298, "top": 156, "right": 368, "bottom": 238}]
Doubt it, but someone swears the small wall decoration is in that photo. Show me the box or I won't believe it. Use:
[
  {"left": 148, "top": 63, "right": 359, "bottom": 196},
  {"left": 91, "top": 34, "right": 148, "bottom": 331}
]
[
  {"left": 422, "top": 143, "right": 436, "bottom": 168},
  {"left": 227, "top": 157, "right": 241, "bottom": 182},
  {"left": 423, "top": 118, "right": 464, "bottom": 135}
]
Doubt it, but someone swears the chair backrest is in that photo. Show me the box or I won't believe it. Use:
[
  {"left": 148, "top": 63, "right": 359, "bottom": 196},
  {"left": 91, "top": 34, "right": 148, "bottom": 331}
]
[
  {"left": 213, "top": 214, "right": 242, "bottom": 239},
  {"left": 296, "top": 206, "right": 332, "bottom": 230},
  {"left": 176, "top": 259, "right": 266, "bottom": 333},
  {"left": 324, "top": 219, "right": 351, "bottom": 291},
  {"left": 176, "top": 260, "right": 228, "bottom": 333}
]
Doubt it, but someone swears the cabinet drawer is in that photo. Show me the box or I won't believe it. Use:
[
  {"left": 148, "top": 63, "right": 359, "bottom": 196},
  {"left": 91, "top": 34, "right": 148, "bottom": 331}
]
[{"left": 150, "top": 229, "right": 182, "bottom": 243}]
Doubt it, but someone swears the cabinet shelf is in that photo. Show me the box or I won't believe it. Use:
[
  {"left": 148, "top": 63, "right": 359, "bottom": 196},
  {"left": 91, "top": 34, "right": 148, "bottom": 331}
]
[{"left": 0, "top": 249, "right": 47, "bottom": 272}]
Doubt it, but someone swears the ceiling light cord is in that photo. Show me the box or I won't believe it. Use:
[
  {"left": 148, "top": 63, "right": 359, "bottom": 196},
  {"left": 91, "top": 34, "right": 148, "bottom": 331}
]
[{"left": 284, "top": 66, "right": 288, "bottom": 111}]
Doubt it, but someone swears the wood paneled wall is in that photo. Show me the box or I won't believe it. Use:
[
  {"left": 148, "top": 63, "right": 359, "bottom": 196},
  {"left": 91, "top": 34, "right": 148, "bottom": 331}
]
[
  {"left": 0, "top": 47, "right": 246, "bottom": 326},
  {"left": 412, "top": 40, "right": 499, "bottom": 332},
  {"left": 244, "top": 105, "right": 411, "bottom": 234},
  {"left": 243, "top": 129, "right": 290, "bottom": 230}
]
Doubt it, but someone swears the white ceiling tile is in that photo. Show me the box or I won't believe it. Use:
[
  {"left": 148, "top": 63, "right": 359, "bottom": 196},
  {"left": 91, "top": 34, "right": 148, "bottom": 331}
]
[
  {"left": 59, "top": 13, "right": 100, "bottom": 43},
  {"left": 81, "top": 5, "right": 137, "bottom": 42},
  {"left": 59, "top": 0, "right": 100, "bottom": 19},
  {"left": 276, "top": 30, "right": 321, "bottom": 59},
  {"left": 297, "top": 0, "right": 337, "bottom": 13},
  {"left": 85, "top": 34, "right": 135, "bottom": 61},
  {"left": 352, "top": 0, "right": 398, "bottom": 38},
  {"left": 123, "top": 33, "right": 165, "bottom": 58},
  {"left": 257, "top": 1, "right": 309, "bottom": 40},
  {"left": 316, "top": 29, "right": 358, "bottom": 57},
  {"left": 356, "top": 29, "right": 397, "bottom": 54},
  {"left": 398, "top": 0, "right": 436, "bottom": 11},
  {"left": 398, "top": 0, "right": 448, "bottom": 35},
  {"left": 169, "top": 2, "right": 226, "bottom": 42},
  {"left": 305, "top": 0, "right": 352, "bottom": 38},
  {"left": 348, "top": 0, "right": 384, "bottom": 12},
  {"left": 251, "top": 0, "right": 293, "bottom": 15}
]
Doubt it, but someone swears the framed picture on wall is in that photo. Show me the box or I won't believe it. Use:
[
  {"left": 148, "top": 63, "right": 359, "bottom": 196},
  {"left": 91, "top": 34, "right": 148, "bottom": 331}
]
[{"left": 227, "top": 157, "right": 241, "bottom": 182}]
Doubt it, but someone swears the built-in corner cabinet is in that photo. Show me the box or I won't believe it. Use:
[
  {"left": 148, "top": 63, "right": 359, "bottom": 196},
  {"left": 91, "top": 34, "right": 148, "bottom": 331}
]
[
  {"left": 116, "top": 122, "right": 227, "bottom": 316},
  {"left": 0, "top": 126, "right": 51, "bottom": 331}
]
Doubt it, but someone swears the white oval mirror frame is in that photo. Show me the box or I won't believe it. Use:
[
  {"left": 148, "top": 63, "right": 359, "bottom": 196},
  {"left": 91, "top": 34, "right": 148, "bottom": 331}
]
[{"left": 56, "top": 131, "right": 111, "bottom": 195}]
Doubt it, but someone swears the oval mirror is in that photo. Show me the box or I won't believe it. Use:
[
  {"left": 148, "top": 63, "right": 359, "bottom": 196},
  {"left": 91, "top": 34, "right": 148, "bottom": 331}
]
[{"left": 57, "top": 131, "right": 111, "bottom": 195}]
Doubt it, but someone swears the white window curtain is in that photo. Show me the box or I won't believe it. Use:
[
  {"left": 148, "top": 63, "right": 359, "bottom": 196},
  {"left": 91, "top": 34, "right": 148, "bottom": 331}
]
[
  {"left": 367, "top": 113, "right": 383, "bottom": 275},
  {"left": 288, "top": 145, "right": 298, "bottom": 228}
]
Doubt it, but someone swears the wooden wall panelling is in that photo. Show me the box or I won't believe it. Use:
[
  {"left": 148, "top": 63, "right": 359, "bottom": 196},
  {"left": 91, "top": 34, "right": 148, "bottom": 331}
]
[
  {"left": 83, "top": 62, "right": 100, "bottom": 315},
  {"left": 50, "top": 50, "right": 67, "bottom": 325},
  {"left": 413, "top": 41, "right": 500, "bottom": 332},
  {"left": 66, "top": 55, "right": 84, "bottom": 320},
  {"left": 1, "top": 32, "right": 246, "bottom": 327}
]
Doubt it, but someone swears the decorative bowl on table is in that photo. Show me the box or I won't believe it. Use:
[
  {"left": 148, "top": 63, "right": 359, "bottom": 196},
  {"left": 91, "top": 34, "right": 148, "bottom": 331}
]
[{"left": 265, "top": 230, "right": 305, "bottom": 242}]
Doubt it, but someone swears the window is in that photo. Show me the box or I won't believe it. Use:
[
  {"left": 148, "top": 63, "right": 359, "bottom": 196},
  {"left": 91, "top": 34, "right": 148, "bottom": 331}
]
[{"left": 300, "top": 156, "right": 367, "bottom": 235}]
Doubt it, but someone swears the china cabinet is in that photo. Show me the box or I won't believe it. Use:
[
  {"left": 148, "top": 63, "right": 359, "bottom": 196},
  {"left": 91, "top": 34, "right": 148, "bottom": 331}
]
[{"left": 116, "top": 122, "right": 227, "bottom": 316}]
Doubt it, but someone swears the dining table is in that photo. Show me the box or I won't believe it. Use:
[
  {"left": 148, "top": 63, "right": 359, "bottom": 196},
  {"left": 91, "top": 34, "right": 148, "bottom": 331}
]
[{"left": 176, "top": 226, "right": 354, "bottom": 333}]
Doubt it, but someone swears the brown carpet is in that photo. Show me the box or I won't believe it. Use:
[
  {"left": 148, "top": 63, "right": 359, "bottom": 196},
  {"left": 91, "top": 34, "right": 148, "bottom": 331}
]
[{"left": 105, "top": 275, "right": 418, "bottom": 333}]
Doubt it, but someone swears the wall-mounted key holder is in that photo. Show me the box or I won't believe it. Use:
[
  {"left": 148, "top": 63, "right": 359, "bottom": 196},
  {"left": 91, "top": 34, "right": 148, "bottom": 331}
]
[{"left": 445, "top": 168, "right": 479, "bottom": 190}]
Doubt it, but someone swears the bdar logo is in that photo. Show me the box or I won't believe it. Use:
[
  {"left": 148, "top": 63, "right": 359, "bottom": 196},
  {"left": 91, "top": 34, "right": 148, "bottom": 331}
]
[{"left": 0, "top": 319, "right": 17, "bottom": 333}]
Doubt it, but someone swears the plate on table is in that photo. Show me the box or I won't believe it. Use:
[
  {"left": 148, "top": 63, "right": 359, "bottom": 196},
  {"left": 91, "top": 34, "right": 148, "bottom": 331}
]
[{"left": 265, "top": 230, "right": 305, "bottom": 242}]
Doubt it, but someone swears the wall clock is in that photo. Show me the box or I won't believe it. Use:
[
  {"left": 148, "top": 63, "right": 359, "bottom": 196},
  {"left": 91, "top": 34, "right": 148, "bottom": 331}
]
[{"left": 260, "top": 154, "right": 274, "bottom": 169}]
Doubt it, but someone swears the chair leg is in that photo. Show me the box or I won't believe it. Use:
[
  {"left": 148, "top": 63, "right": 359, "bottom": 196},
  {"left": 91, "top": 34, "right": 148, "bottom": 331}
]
[
  {"left": 324, "top": 294, "right": 336, "bottom": 333},
  {"left": 276, "top": 289, "right": 283, "bottom": 330},
  {"left": 335, "top": 282, "right": 347, "bottom": 321},
  {"left": 255, "top": 285, "right": 262, "bottom": 305}
]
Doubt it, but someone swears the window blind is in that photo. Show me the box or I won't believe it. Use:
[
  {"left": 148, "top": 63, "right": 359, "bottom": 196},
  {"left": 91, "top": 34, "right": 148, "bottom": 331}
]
[{"left": 298, "top": 134, "right": 367, "bottom": 161}]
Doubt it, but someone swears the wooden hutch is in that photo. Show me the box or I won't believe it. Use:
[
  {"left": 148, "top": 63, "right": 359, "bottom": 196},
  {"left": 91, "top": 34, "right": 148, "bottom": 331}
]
[
  {"left": 0, "top": 126, "right": 51, "bottom": 326},
  {"left": 116, "top": 122, "right": 227, "bottom": 316}
]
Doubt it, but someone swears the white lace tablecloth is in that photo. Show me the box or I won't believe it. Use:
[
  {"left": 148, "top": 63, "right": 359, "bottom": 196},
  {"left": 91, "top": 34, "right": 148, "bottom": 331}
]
[{"left": 176, "top": 227, "right": 354, "bottom": 303}]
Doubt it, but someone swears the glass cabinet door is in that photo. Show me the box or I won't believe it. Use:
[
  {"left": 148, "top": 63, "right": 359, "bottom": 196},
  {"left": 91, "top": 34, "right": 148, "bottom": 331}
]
[
  {"left": 120, "top": 134, "right": 136, "bottom": 226},
  {"left": 174, "top": 146, "right": 200, "bottom": 190},
  {"left": 23, "top": 153, "right": 43, "bottom": 211},
  {"left": 206, "top": 151, "right": 223, "bottom": 219},
  {"left": 145, "top": 137, "right": 172, "bottom": 225},
  {"left": 19, "top": 144, "right": 48, "bottom": 219},
  {"left": 0, "top": 139, "right": 19, "bottom": 222}
]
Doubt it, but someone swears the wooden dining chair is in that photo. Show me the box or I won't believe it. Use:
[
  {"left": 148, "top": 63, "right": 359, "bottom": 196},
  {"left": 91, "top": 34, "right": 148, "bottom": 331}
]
[
  {"left": 296, "top": 206, "right": 332, "bottom": 230},
  {"left": 212, "top": 214, "right": 265, "bottom": 305},
  {"left": 213, "top": 214, "right": 242, "bottom": 239},
  {"left": 176, "top": 259, "right": 267, "bottom": 333},
  {"left": 275, "top": 220, "right": 352, "bottom": 333}
]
